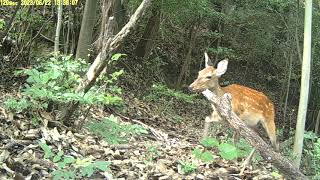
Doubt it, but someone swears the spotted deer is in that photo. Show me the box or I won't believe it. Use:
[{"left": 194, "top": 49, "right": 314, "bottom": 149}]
[{"left": 189, "top": 53, "right": 279, "bottom": 151}]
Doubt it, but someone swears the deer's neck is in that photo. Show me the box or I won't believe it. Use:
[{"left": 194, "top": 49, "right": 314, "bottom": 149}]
[{"left": 209, "top": 83, "right": 225, "bottom": 97}]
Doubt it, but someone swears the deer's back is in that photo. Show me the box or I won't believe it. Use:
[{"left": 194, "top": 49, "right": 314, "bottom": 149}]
[{"left": 222, "top": 84, "right": 275, "bottom": 126}]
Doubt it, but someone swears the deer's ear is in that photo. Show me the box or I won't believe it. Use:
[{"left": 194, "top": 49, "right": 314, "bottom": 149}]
[
  {"left": 216, "top": 59, "right": 228, "bottom": 77},
  {"left": 204, "top": 52, "right": 213, "bottom": 68}
]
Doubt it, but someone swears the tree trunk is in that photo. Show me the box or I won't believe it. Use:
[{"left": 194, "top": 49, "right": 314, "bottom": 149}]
[
  {"left": 176, "top": 24, "right": 197, "bottom": 88},
  {"left": 114, "top": 0, "right": 126, "bottom": 30},
  {"left": 75, "top": 0, "right": 98, "bottom": 61},
  {"left": 135, "top": 8, "right": 160, "bottom": 58},
  {"left": 202, "top": 90, "right": 307, "bottom": 179},
  {"left": 95, "top": 0, "right": 126, "bottom": 52},
  {"left": 315, "top": 109, "right": 320, "bottom": 134},
  {"left": 54, "top": 0, "right": 63, "bottom": 53},
  {"left": 293, "top": 0, "right": 312, "bottom": 168}
]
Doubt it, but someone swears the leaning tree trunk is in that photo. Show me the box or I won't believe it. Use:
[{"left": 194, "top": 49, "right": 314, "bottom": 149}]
[
  {"left": 61, "top": 0, "right": 153, "bottom": 125},
  {"left": 202, "top": 90, "right": 307, "bottom": 179},
  {"left": 75, "top": 0, "right": 98, "bottom": 62}
]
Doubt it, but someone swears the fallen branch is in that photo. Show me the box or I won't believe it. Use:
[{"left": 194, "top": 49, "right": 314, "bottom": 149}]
[{"left": 201, "top": 90, "right": 307, "bottom": 180}]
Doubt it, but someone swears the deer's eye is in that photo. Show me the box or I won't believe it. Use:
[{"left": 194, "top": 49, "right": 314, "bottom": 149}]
[{"left": 206, "top": 76, "right": 212, "bottom": 79}]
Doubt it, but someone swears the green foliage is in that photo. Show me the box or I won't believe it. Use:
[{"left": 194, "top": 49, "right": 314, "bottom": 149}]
[
  {"left": 39, "top": 141, "right": 110, "bottom": 180},
  {"left": 39, "top": 142, "right": 54, "bottom": 159},
  {"left": 147, "top": 84, "right": 196, "bottom": 103},
  {"left": 208, "top": 47, "right": 236, "bottom": 59},
  {"left": 0, "top": 19, "right": 5, "bottom": 30},
  {"left": 4, "top": 54, "right": 122, "bottom": 115},
  {"left": 87, "top": 115, "right": 148, "bottom": 144},
  {"left": 200, "top": 137, "right": 219, "bottom": 148},
  {"left": 178, "top": 161, "right": 197, "bottom": 175},
  {"left": 218, "top": 143, "right": 239, "bottom": 160},
  {"left": 303, "top": 132, "right": 320, "bottom": 178},
  {"left": 271, "top": 171, "right": 282, "bottom": 179},
  {"left": 111, "top": 53, "right": 127, "bottom": 62},
  {"left": 4, "top": 97, "right": 34, "bottom": 113},
  {"left": 194, "top": 137, "right": 256, "bottom": 161},
  {"left": 145, "top": 145, "right": 161, "bottom": 162},
  {"left": 192, "top": 148, "right": 213, "bottom": 162},
  {"left": 16, "top": 8, "right": 44, "bottom": 27}
]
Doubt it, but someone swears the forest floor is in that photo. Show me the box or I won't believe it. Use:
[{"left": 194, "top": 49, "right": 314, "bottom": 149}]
[{"left": 0, "top": 87, "right": 283, "bottom": 180}]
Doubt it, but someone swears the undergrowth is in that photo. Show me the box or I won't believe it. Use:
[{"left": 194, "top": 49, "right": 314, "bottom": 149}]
[
  {"left": 87, "top": 115, "right": 148, "bottom": 144},
  {"left": 39, "top": 140, "right": 111, "bottom": 179},
  {"left": 4, "top": 54, "right": 124, "bottom": 119}
]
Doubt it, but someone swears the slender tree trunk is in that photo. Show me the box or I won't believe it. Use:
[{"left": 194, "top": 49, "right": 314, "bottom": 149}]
[
  {"left": 114, "top": 0, "right": 126, "bottom": 30},
  {"left": 293, "top": 0, "right": 312, "bottom": 168},
  {"left": 295, "top": 0, "right": 303, "bottom": 64},
  {"left": 64, "top": 5, "right": 71, "bottom": 54},
  {"left": 315, "top": 109, "right": 320, "bottom": 134},
  {"left": 75, "top": 0, "right": 98, "bottom": 61},
  {"left": 176, "top": 24, "right": 197, "bottom": 88},
  {"left": 283, "top": 53, "right": 293, "bottom": 136},
  {"left": 54, "top": 0, "right": 63, "bottom": 53}
]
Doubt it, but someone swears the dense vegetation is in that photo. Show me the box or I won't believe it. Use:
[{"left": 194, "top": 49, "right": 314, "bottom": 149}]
[{"left": 0, "top": 0, "right": 319, "bottom": 179}]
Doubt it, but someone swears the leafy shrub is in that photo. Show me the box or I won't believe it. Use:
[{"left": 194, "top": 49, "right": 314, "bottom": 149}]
[
  {"left": 87, "top": 115, "right": 148, "bottom": 144},
  {"left": 39, "top": 141, "right": 111, "bottom": 180},
  {"left": 4, "top": 54, "right": 123, "bottom": 115}
]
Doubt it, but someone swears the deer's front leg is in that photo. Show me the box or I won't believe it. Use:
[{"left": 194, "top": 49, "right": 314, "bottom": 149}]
[{"left": 203, "top": 105, "right": 222, "bottom": 138}]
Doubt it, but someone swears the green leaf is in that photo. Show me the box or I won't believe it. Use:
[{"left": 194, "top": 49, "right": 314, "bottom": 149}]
[
  {"left": 111, "top": 53, "right": 126, "bottom": 61},
  {"left": 53, "top": 150, "right": 64, "bottom": 163},
  {"left": 57, "top": 161, "right": 66, "bottom": 169},
  {"left": 271, "top": 171, "right": 281, "bottom": 178},
  {"left": 80, "top": 164, "right": 95, "bottom": 177},
  {"left": 200, "top": 137, "right": 219, "bottom": 148},
  {"left": 38, "top": 141, "right": 54, "bottom": 159},
  {"left": 218, "top": 143, "right": 238, "bottom": 160},
  {"left": 75, "top": 157, "right": 93, "bottom": 168},
  {"left": 52, "top": 169, "right": 75, "bottom": 180},
  {"left": 192, "top": 148, "right": 203, "bottom": 159},
  {"left": 63, "top": 156, "right": 76, "bottom": 164},
  {"left": 201, "top": 151, "right": 214, "bottom": 162},
  {"left": 94, "top": 161, "right": 110, "bottom": 171},
  {"left": 179, "top": 161, "right": 197, "bottom": 175},
  {"left": 0, "top": 19, "right": 5, "bottom": 30}
]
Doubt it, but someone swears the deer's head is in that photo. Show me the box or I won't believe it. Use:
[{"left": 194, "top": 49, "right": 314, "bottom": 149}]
[{"left": 189, "top": 52, "right": 228, "bottom": 92}]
